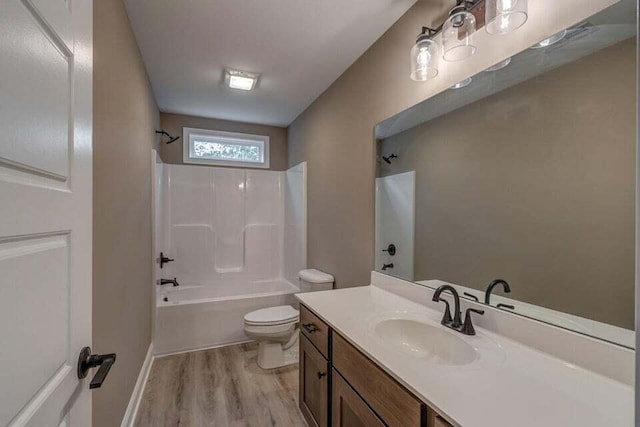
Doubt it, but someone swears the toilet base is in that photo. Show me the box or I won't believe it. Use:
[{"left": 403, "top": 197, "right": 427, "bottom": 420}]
[{"left": 256, "top": 331, "right": 299, "bottom": 369}]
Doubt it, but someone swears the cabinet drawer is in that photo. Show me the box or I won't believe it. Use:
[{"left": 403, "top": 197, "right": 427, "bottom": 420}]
[
  {"left": 300, "top": 335, "right": 329, "bottom": 427},
  {"left": 333, "top": 333, "right": 425, "bottom": 426},
  {"left": 300, "top": 304, "right": 330, "bottom": 358}
]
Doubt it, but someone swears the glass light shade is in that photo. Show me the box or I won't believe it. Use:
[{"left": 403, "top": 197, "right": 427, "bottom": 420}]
[
  {"left": 442, "top": 11, "right": 477, "bottom": 62},
  {"left": 451, "top": 77, "right": 472, "bottom": 89},
  {"left": 530, "top": 29, "right": 567, "bottom": 49},
  {"left": 485, "top": 0, "right": 528, "bottom": 35},
  {"left": 410, "top": 37, "right": 439, "bottom": 81},
  {"left": 485, "top": 57, "right": 511, "bottom": 72}
]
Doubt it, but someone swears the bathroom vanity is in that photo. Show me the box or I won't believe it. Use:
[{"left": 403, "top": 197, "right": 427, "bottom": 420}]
[
  {"left": 299, "top": 304, "right": 447, "bottom": 427},
  {"left": 295, "top": 274, "right": 633, "bottom": 427}
]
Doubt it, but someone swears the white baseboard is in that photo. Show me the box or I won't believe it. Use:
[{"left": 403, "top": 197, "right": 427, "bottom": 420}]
[{"left": 121, "top": 343, "right": 154, "bottom": 427}]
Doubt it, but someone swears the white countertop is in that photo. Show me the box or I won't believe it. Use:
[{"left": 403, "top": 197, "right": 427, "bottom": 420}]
[{"left": 296, "top": 286, "right": 634, "bottom": 427}]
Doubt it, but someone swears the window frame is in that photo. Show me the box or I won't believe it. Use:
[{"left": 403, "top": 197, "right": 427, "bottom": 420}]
[{"left": 182, "top": 127, "right": 270, "bottom": 169}]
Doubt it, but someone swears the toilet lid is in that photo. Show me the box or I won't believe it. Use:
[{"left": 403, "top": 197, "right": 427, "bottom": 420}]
[{"left": 244, "top": 305, "right": 299, "bottom": 325}]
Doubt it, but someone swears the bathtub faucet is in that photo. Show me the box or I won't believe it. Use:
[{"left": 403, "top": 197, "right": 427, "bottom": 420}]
[{"left": 158, "top": 278, "right": 180, "bottom": 287}]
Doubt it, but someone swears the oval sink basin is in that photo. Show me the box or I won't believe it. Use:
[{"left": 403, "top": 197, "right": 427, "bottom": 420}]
[{"left": 374, "top": 319, "right": 478, "bottom": 366}]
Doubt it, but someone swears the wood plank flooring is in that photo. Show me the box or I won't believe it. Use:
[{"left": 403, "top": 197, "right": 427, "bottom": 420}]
[{"left": 134, "top": 342, "right": 307, "bottom": 427}]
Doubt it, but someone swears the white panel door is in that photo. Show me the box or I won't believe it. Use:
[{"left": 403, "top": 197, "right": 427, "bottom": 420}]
[{"left": 0, "top": 0, "right": 93, "bottom": 425}]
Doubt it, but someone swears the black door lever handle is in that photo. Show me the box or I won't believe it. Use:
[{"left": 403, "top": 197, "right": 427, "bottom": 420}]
[{"left": 77, "top": 346, "right": 117, "bottom": 389}]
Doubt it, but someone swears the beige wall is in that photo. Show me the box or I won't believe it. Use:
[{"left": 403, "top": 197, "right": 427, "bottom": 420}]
[
  {"left": 160, "top": 113, "right": 288, "bottom": 170},
  {"left": 93, "top": 0, "right": 159, "bottom": 425},
  {"left": 287, "top": 0, "right": 618, "bottom": 289},
  {"left": 288, "top": 2, "right": 451, "bottom": 288},
  {"left": 380, "top": 39, "right": 636, "bottom": 329}
]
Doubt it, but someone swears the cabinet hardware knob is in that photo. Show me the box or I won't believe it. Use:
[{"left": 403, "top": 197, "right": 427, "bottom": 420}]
[
  {"left": 302, "top": 323, "right": 318, "bottom": 333},
  {"left": 317, "top": 371, "right": 327, "bottom": 379}
]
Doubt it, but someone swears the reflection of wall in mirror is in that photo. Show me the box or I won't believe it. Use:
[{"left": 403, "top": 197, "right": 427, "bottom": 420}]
[{"left": 378, "top": 38, "right": 636, "bottom": 330}]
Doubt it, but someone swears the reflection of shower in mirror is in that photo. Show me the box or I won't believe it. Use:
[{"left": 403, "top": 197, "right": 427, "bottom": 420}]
[
  {"left": 375, "top": 171, "right": 415, "bottom": 281},
  {"left": 382, "top": 153, "right": 397, "bottom": 164}
]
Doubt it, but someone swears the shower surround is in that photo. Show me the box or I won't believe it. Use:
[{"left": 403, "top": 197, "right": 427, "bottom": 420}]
[{"left": 154, "top": 162, "right": 306, "bottom": 354}]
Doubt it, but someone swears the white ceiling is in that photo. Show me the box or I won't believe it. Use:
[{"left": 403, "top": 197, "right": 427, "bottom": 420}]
[{"left": 123, "top": 0, "right": 417, "bottom": 127}]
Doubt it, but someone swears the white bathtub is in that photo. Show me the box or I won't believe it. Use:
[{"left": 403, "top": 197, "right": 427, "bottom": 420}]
[{"left": 154, "top": 279, "right": 300, "bottom": 355}]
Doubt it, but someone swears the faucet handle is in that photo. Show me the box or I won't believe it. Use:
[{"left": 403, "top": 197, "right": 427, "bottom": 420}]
[{"left": 461, "top": 308, "right": 485, "bottom": 336}]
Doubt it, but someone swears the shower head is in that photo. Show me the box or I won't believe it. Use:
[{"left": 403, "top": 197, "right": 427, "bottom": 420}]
[
  {"left": 382, "top": 154, "right": 398, "bottom": 164},
  {"left": 156, "top": 130, "right": 180, "bottom": 144}
]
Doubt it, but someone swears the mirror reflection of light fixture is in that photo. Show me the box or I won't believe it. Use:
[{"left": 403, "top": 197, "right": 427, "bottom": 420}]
[
  {"left": 530, "top": 29, "right": 568, "bottom": 49},
  {"left": 485, "top": 57, "right": 511, "bottom": 72},
  {"left": 451, "top": 77, "right": 473, "bottom": 89},
  {"left": 443, "top": 2, "right": 477, "bottom": 62},
  {"left": 410, "top": 27, "right": 439, "bottom": 81},
  {"left": 485, "top": 0, "right": 528, "bottom": 35}
]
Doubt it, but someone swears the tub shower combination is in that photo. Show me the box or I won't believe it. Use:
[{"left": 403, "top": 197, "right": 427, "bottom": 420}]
[{"left": 154, "top": 162, "right": 307, "bottom": 355}]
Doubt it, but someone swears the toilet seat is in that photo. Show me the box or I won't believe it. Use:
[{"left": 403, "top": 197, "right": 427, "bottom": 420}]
[{"left": 244, "top": 305, "right": 299, "bottom": 326}]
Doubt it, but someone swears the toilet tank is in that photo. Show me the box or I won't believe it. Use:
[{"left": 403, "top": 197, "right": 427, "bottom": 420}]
[{"left": 298, "top": 269, "right": 334, "bottom": 292}]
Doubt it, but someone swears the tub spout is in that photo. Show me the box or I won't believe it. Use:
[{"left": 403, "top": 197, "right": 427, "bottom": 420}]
[{"left": 158, "top": 278, "right": 180, "bottom": 287}]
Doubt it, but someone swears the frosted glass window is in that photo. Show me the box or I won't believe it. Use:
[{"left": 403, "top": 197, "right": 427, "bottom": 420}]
[{"left": 183, "top": 127, "right": 270, "bottom": 168}]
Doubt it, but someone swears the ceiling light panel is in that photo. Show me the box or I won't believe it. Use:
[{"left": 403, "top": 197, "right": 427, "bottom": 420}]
[{"left": 225, "top": 69, "right": 259, "bottom": 91}]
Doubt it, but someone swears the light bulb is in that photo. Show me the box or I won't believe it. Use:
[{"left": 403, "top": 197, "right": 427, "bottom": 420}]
[
  {"left": 486, "top": 0, "right": 528, "bottom": 35},
  {"left": 417, "top": 48, "right": 431, "bottom": 66},
  {"left": 497, "top": 0, "right": 516, "bottom": 12},
  {"left": 410, "top": 32, "right": 438, "bottom": 81},
  {"left": 498, "top": 15, "right": 512, "bottom": 32}
]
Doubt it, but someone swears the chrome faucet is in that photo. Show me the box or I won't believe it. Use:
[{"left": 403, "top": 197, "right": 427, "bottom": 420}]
[
  {"left": 381, "top": 263, "right": 394, "bottom": 271},
  {"left": 432, "top": 285, "right": 484, "bottom": 336},
  {"left": 158, "top": 277, "right": 180, "bottom": 287}
]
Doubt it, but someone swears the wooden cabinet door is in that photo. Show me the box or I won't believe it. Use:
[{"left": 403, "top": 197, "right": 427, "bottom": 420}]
[
  {"left": 300, "top": 335, "right": 329, "bottom": 427},
  {"left": 332, "top": 369, "right": 385, "bottom": 427}
]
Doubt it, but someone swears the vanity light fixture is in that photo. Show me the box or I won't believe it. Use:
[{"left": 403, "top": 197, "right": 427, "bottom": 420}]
[
  {"left": 485, "top": 57, "right": 511, "bottom": 71},
  {"left": 410, "top": 0, "right": 527, "bottom": 82},
  {"left": 530, "top": 29, "right": 568, "bottom": 49},
  {"left": 485, "top": 0, "right": 528, "bottom": 35},
  {"left": 443, "top": 2, "right": 477, "bottom": 62},
  {"left": 225, "top": 68, "right": 260, "bottom": 91},
  {"left": 410, "top": 27, "right": 439, "bottom": 81},
  {"left": 451, "top": 77, "right": 473, "bottom": 89}
]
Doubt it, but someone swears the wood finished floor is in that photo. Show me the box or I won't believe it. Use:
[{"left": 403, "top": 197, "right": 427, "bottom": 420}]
[{"left": 134, "top": 342, "right": 307, "bottom": 427}]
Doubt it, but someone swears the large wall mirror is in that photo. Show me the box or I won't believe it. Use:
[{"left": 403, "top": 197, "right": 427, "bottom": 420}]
[{"left": 374, "top": 0, "right": 637, "bottom": 348}]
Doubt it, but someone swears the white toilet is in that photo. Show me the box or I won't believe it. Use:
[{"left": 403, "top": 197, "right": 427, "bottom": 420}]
[{"left": 244, "top": 269, "right": 334, "bottom": 369}]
